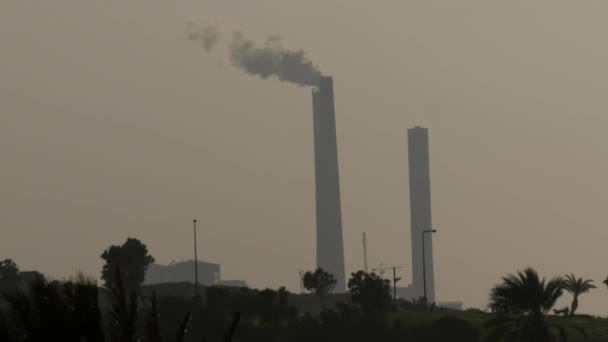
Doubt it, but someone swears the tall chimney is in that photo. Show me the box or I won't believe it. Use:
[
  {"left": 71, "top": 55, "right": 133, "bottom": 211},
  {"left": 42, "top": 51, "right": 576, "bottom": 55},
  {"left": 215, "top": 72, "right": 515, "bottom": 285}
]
[
  {"left": 312, "top": 76, "right": 346, "bottom": 292},
  {"left": 408, "top": 126, "right": 435, "bottom": 302}
]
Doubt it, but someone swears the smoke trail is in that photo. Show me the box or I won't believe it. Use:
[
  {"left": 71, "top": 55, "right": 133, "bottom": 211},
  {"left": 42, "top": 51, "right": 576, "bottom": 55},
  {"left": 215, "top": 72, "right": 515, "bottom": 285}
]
[
  {"left": 187, "top": 23, "right": 221, "bottom": 52},
  {"left": 229, "top": 31, "right": 321, "bottom": 87},
  {"left": 187, "top": 24, "right": 322, "bottom": 87}
]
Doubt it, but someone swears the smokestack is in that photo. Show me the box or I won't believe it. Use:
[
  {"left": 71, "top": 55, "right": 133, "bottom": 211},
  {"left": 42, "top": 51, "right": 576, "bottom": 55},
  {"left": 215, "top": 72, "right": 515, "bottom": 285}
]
[
  {"left": 313, "top": 76, "right": 346, "bottom": 292},
  {"left": 407, "top": 126, "right": 435, "bottom": 302}
]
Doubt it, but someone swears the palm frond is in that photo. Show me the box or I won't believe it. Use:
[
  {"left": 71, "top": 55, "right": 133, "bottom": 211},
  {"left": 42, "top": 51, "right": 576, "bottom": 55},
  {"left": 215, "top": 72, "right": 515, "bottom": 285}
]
[
  {"left": 108, "top": 266, "right": 137, "bottom": 342},
  {"left": 174, "top": 306, "right": 193, "bottom": 342},
  {"left": 224, "top": 313, "right": 241, "bottom": 342}
]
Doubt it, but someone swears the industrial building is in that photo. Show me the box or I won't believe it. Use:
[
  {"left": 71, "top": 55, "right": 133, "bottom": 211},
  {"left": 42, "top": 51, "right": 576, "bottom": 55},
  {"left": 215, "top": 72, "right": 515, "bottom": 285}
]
[
  {"left": 312, "top": 76, "right": 346, "bottom": 292},
  {"left": 144, "top": 260, "right": 220, "bottom": 286}
]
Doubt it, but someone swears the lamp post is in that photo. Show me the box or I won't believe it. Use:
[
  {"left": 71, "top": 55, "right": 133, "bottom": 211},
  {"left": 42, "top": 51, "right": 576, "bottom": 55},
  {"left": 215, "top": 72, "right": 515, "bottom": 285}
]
[
  {"left": 393, "top": 267, "right": 402, "bottom": 310},
  {"left": 194, "top": 219, "right": 199, "bottom": 297},
  {"left": 422, "top": 229, "right": 436, "bottom": 304}
]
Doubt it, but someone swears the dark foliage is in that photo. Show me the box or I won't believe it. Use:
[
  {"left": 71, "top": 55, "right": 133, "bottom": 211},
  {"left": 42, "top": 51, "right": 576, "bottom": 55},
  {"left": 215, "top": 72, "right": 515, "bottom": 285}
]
[
  {"left": 302, "top": 267, "right": 336, "bottom": 308},
  {"left": 489, "top": 268, "right": 564, "bottom": 316},
  {"left": 63, "top": 273, "right": 105, "bottom": 342},
  {"left": 145, "top": 291, "right": 162, "bottom": 342},
  {"left": 107, "top": 266, "right": 138, "bottom": 342},
  {"left": 412, "top": 316, "right": 480, "bottom": 341},
  {"left": 101, "top": 238, "right": 155, "bottom": 294},
  {"left": 174, "top": 306, "right": 192, "bottom": 342},
  {"left": 563, "top": 274, "right": 595, "bottom": 316},
  {"left": 347, "top": 271, "right": 392, "bottom": 313},
  {"left": 485, "top": 267, "right": 586, "bottom": 342},
  {"left": 2, "top": 273, "right": 104, "bottom": 342},
  {"left": 0, "top": 259, "right": 20, "bottom": 293}
]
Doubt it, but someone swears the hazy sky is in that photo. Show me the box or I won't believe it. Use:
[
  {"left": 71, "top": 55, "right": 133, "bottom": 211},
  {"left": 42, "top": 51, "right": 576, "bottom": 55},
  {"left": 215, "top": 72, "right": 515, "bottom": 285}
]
[{"left": 3, "top": 1, "right": 608, "bottom": 314}]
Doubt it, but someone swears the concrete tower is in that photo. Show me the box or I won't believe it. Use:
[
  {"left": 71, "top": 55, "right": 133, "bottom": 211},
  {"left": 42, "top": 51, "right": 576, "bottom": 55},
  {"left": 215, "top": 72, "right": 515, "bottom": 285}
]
[
  {"left": 312, "top": 76, "right": 346, "bottom": 292},
  {"left": 408, "top": 126, "right": 435, "bottom": 302}
]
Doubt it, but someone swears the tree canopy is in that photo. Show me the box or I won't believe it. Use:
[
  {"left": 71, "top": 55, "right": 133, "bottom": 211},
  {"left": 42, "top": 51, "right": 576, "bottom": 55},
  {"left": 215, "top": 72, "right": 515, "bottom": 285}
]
[
  {"left": 563, "top": 274, "right": 595, "bottom": 316},
  {"left": 0, "top": 259, "right": 20, "bottom": 293},
  {"left": 489, "top": 267, "right": 563, "bottom": 316},
  {"left": 302, "top": 267, "right": 336, "bottom": 308},
  {"left": 347, "top": 271, "right": 392, "bottom": 313},
  {"left": 485, "top": 267, "right": 586, "bottom": 342},
  {"left": 100, "top": 238, "right": 154, "bottom": 293}
]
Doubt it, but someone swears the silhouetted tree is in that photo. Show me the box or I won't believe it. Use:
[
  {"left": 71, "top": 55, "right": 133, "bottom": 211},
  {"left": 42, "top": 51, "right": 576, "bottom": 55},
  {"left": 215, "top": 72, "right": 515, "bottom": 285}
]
[
  {"left": 174, "top": 307, "right": 193, "bottom": 342},
  {"left": 224, "top": 313, "right": 240, "bottom": 342},
  {"left": 485, "top": 268, "right": 585, "bottom": 342},
  {"left": 0, "top": 311, "right": 13, "bottom": 342},
  {"left": 231, "top": 288, "right": 256, "bottom": 317},
  {"left": 107, "top": 266, "right": 138, "bottom": 342},
  {"left": 63, "top": 273, "right": 104, "bottom": 342},
  {"left": 101, "top": 237, "right": 154, "bottom": 293},
  {"left": 0, "top": 259, "right": 19, "bottom": 293},
  {"left": 4, "top": 276, "right": 66, "bottom": 341},
  {"left": 347, "top": 271, "right": 392, "bottom": 313},
  {"left": 3, "top": 273, "right": 103, "bottom": 342},
  {"left": 302, "top": 267, "right": 336, "bottom": 308},
  {"left": 144, "top": 291, "right": 162, "bottom": 342},
  {"left": 563, "top": 274, "right": 595, "bottom": 316},
  {"left": 255, "top": 288, "right": 277, "bottom": 322}
]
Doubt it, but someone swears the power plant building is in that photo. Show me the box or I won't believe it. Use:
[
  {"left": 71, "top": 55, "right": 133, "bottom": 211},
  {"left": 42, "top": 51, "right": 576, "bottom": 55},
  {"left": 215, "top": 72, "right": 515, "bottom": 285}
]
[
  {"left": 312, "top": 76, "right": 346, "bottom": 292},
  {"left": 144, "top": 260, "right": 220, "bottom": 286}
]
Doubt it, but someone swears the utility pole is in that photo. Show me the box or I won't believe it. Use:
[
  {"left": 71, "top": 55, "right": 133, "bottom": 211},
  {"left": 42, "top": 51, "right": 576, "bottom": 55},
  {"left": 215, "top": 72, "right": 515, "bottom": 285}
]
[
  {"left": 422, "top": 229, "right": 437, "bottom": 305},
  {"left": 392, "top": 267, "right": 402, "bottom": 309},
  {"left": 372, "top": 264, "right": 403, "bottom": 309},
  {"left": 363, "top": 232, "right": 368, "bottom": 273},
  {"left": 194, "top": 219, "right": 199, "bottom": 297}
]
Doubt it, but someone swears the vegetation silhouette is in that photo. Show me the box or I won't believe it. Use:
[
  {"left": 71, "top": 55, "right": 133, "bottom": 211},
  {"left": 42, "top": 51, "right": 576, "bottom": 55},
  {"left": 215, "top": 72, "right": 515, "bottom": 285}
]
[
  {"left": 302, "top": 267, "right": 336, "bottom": 308},
  {"left": 485, "top": 267, "right": 586, "bottom": 341},
  {"left": 3, "top": 245, "right": 607, "bottom": 341},
  {"left": 101, "top": 238, "right": 155, "bottom": 294},
  {"left": 563, "top": 274, "right": 596, "bottom": 316},
  {"left": 2, "top": 272, "right": 104, "bottom": 342},
  {"left": 107, "top": 266, "right": 138, "bottom": 342},
  {"left": 145, "top": 291, "right": 162, "bottom": 342},
  {"left": 0, "top": 259, "right": 19, "bottom": 293},
  {"left": 347, "top": 271, "right": 392, "bottom": 313}
]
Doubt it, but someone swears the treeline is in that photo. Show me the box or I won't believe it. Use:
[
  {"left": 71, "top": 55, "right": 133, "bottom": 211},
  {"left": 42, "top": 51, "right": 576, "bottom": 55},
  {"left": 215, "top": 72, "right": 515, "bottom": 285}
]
[
  {"left": 1, "top": 237, "right": 606, "bottom": 341},
  {"left": 0, "top": 273, "right": 483, "bottom": 342}
]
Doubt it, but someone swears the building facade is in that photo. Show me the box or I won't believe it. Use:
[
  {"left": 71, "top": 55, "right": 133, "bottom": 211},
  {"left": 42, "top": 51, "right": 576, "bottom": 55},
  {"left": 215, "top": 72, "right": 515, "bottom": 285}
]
[{"left": 144, "top": 260, "right": 220, "bottom": 286}]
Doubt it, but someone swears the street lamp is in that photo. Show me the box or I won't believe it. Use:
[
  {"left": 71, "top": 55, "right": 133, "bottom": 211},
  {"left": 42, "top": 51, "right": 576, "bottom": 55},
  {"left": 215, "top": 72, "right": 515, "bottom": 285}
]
[
  {"left": 393, "top": 267, "right": 402, "bottom": 309},
  {"left": 193, "top": 219, "right": 199, "bottom": 297},
  {"left": 422, "top": 229, "right": 437, "bottom": 304}
]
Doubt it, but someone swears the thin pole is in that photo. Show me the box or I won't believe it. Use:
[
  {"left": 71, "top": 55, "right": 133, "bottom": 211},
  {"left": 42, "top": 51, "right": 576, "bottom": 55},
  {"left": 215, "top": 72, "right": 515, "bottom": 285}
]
[
  {"left": 393, "top": 267, "right": 397, "bottom": 308},
  {"left": 422, "top": 232, "right": 427, "bottom": 304},
  {"left": 194, "top": 219, "right": 199, "bottom": 297},
  {"left": 363, "top": 232, "right": 368, "bottom": 273}
]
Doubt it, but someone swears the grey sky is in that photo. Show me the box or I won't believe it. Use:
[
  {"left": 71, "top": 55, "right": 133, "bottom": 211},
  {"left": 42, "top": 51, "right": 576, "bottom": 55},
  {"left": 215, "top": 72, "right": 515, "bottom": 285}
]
[{"left": 2, "top": 1, "right": 608, "bottom": 314}]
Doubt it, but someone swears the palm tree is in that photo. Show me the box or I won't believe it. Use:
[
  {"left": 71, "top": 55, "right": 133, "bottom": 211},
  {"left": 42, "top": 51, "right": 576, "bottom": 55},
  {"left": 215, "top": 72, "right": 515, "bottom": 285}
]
[
  {"left": 485, "top": 267, "right": 585, "bottom": 342},
  {"left": 563, "top": 274, "right": 595, "bottom": 316}
]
